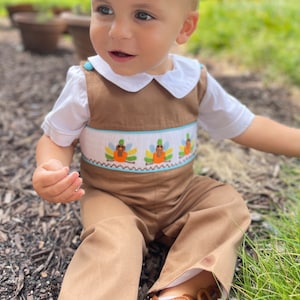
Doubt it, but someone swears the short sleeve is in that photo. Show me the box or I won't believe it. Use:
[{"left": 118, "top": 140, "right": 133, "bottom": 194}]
[
  {"left": 41, "top": 66, "right": 90, "bottom": 147},
  {"left": 198, "top": 72, "right": 255, "bottom": 140}
]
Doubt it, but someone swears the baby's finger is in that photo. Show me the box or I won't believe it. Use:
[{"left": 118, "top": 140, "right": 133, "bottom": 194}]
[
  {"left": 48, "top": 173, "right": 84, "bottom": 203},
  {"left": 64, "top": 188, "right": 85, "bottom": 203},
  {"left": 33, "top": 165, "right": 69, "bottom": 190}
]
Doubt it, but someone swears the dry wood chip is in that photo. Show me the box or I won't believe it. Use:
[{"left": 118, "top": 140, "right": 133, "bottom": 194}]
[
  {"left": 4, "top": 190, "right": 14, "bottom": 204},
  {"left": 31, "top": 249, "right": 52, "bottom": 261},
  {"left": 38, "top": 201, "right": 45, "bottom": 218},
  {"left": 38, "top": 240, "right": 45, "bottom": 250},
  {"left": 40, "top": 271, "right": 48, "bottom": 278},
  {"left": 251, "top": 212, "right": 263, "bottom": 222},
  {"left": 44, "top": 250, "right": 55, "bottom": 270},
  {"left": 14, "top": 266, "right": 25, "bottom": 297},
  {"left": 14, "top": 202, "right": 28, "bottom": 215},
  {"left": 33, "top": 264, "right": 45, "bottom": 275},
  {"left": 0, "top": 230, "right": 8, "bottom": 242},
  {"left": 1, "top": 208, "right": 12, "bottom": 223},
  {"left": 14, "top": 233, "right": 23, "bottom": 251}
]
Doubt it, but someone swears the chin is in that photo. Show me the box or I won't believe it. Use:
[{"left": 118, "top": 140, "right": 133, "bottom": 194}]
[{"left": 111, "top": 67, "right": 138, "bottom": 76}]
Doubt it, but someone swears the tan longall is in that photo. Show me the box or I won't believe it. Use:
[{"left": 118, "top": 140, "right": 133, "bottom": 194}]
[{"left": 58, "top": 64, "right": 251, "bottom": 300}]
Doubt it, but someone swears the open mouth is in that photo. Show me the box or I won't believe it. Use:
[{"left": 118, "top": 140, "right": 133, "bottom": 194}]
[
  {"left": 108, "top": 51, "right": 136, "bottom": 62},
  {"left": 110, "top": 51, "right": 133, "bottom": 58}
]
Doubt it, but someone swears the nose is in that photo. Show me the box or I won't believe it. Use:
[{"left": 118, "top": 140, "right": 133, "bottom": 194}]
[{"left": 109, "top": 18, "right": 132, "bottom": 39}]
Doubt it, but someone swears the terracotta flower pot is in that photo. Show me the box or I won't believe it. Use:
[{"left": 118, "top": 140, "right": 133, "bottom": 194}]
[
  {"left": 51, "top": 6, "right": 71, "bottom": 16},
  {"left": 61, "top": 12, "right": 96, "bottom": 61},
  {"left": 13, "top": 12, "right": 67, "bottom": 54},
  {"left": 6, "top": 3, "right": 36, "bottom": 27},
  {"left": 51, "top": 6, "right": 71, "bottom": 34}
]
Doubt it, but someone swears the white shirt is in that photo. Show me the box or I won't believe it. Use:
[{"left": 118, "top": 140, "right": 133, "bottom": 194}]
[{"left": 42, "top": 54, "right": 254, "bottom": 147}]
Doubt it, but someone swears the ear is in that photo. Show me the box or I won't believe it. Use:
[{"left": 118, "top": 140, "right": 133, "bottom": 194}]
[{"left": 176, "top": 12, "right": 199, "bottom": 45}]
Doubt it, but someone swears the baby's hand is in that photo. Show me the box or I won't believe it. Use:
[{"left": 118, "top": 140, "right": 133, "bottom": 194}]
[{"left": 32, "top": 159, "right": 85, "bottom": 203}]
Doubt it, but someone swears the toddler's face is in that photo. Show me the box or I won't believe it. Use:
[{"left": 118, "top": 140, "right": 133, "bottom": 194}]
[{"left": 90, "top": 0, "right": 198, "bottom": 76}]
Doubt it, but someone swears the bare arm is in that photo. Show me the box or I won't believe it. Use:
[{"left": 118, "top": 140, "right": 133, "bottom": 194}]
[
  {"left": 32, "top": 134, "right": 85, "bottom": 203},
  {"left": 232, "top": 115, "right": 300, "bottom": 157},
  {"left": 36, "top": 134, "right": 75, "bottom": 166}
]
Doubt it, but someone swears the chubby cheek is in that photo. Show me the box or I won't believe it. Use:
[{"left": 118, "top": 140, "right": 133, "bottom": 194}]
[
  {"left": 90, "top": 38, "right": 106, "bottom": 59},
  {"left": 141, "top": 36, "right": 170, "bottom": 59},
  {"left": 89, "top": 24, "right": 107, "bottom": 52},
  {"left": 89, "top": 27, "right": 99, "bottom": 49},
  {"left": 138, "top": 35, "right": 159, "bottom": 54}
]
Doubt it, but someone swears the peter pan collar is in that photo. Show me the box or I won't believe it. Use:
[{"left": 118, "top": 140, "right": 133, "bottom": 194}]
[{"left": 88, "top": 54, "right": 201, "bottom": 99}]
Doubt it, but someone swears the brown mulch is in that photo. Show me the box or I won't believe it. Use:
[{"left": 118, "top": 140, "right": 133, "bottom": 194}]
[{"left": 0, "top": 18, "right": 299, "bottom": 300}]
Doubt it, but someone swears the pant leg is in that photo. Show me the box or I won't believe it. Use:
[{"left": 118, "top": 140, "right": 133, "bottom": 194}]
[
  {"left": 58, "top": 187, "right": 148, "bottom": 300},
  {"left": 149, "top": 176, "right": 251, "bottom": 296}
]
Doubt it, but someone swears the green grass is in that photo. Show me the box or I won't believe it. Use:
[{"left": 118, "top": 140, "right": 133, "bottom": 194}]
[
  {"left": 232, "top": 158, "right": 300, "bottom": 299},
  {"left": 232, "top": 204, "right": 300, "bottom": 299},
  {"left": 0, "top": 0, "right": 78, "bottom": 7},
  {"left": 0, "top": 0, "right": 88, "bottom": 15},
  {"left": 188, "top": 0, "right": 300, "bottom": 86}
]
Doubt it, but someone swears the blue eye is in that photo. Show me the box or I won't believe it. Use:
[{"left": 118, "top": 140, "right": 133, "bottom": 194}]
[
  {"left": 97, "top": 5, "right": 113, "bottom": 15},
  {"left": 135, "top": 11, "right": 153, "bottom": 21}
]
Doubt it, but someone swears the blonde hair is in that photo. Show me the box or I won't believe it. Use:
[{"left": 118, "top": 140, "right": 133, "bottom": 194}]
[{"left": 191, "top": 0, "right": 199, "bottom": 10}]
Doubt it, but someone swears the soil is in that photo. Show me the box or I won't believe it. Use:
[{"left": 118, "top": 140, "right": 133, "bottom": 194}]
[{"left": 0, "top": 18, "right": 299, "bottom": 300}]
